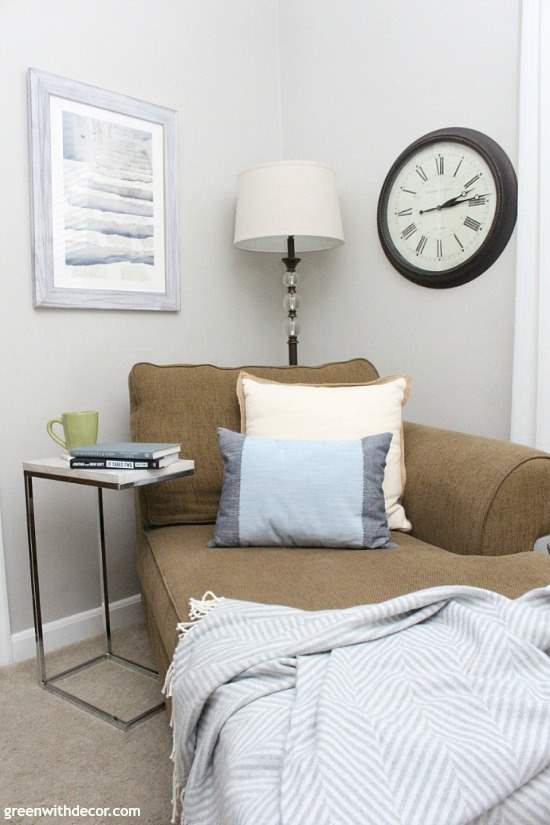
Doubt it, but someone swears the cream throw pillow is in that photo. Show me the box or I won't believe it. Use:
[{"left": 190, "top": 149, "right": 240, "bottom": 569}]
[{"left": 236, "top": 372, "right": 411, "bottom": 531}]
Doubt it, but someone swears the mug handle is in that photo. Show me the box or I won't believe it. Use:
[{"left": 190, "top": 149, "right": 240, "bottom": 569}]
[{"left": 47, "top": 418, "right": 67, "bottom": 449}]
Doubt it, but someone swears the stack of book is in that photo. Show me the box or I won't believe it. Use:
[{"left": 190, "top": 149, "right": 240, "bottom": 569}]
[{"left": 68, "top": 442, "right": 181, "bottom": 470}]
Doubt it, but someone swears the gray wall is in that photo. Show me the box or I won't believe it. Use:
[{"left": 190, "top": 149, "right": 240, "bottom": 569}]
[
  {"left": 278, "top": 0, "right": 520, "bottom": 438},
  {"left": 0, "top": 0, "right": 283, "bottom": 633}
]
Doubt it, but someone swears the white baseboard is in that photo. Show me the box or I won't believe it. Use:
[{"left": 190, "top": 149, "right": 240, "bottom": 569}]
[{"left": 11, "top": 593, "right": 143, "bottom": 664}]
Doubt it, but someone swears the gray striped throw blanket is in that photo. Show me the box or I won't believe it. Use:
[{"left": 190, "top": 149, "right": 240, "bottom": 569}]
[{"left": 165, "top": 585, "right": 550, "bottom": 825}]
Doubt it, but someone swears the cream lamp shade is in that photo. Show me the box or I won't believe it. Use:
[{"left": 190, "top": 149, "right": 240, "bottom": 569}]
[{"left": 233, "top": 161, "right": 345, "bottom": 253}]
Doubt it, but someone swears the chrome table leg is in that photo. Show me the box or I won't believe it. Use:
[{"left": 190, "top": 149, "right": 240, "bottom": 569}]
[{"left": 23, "top": 472, "right": 164, "bottom": 730}]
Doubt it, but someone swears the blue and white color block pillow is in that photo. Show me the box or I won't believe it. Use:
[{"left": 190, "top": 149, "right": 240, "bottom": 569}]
[{"left": 211, "top": 428, "right": 393, "bottom": 549}]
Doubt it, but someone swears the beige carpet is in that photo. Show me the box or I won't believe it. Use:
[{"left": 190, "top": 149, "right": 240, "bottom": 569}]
[{"left": 0, "top": 625, "right": 173, "bottom": 824}]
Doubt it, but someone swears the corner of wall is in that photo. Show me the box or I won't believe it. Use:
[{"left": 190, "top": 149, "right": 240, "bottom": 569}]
[{"left": 274, "top": 0, "right": 285, "bottom": 158}]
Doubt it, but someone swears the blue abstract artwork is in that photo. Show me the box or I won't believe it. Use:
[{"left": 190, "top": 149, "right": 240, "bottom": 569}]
[
  {"left": 30, "top": 69, "right": 178, "bottom": 309},
  {"left": 62, "top": 112, "right": 154, "bottom": 269}
]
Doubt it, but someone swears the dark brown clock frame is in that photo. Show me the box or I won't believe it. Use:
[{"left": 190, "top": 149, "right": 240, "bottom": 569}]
[{"left": 377, "top": 127, "right": 518, "bottom": 289}]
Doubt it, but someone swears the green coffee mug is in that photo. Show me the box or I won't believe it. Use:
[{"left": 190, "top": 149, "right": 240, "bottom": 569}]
[{"left": 47, "top": 410, "right": 99, "bottom": 451}]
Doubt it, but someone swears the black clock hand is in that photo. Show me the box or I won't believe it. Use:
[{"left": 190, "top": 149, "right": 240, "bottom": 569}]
[
  {"left": 419, "top": 189, "right": 474, "bottom": 214},
  {"left": 437, "top": 190, "right": 473, "bottom": 209},
  {"left": 419, "top": 204, "right": 447, "bottom": 215},
  {"left": 419, "top": 189, "right": 472, "bottom": 214},
  {"left": 419, "top": 193, "right": 488, "bottom": 215},
  {"left": 440, "top": 192, "right": 489, "bottom": 210}
]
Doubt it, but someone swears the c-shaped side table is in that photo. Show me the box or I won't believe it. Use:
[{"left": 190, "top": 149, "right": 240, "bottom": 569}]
[{"left": 23, "top": 457, "right": 194, "bottom": 731}]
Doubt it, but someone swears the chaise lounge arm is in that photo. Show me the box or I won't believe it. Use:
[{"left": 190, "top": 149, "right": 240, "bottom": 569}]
[{"left": 402, "top": 422, "right": 550, "bottom": 556}]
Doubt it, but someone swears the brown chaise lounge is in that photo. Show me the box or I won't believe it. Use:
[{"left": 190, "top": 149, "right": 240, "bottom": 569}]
[{"left": 129, "top": 358, "right": 550, "bottom": 681}]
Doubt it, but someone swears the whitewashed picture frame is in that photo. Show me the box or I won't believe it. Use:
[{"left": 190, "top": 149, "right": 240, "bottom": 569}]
[{"left": 28, "top": 69, "right": 179, "bottom": 311}]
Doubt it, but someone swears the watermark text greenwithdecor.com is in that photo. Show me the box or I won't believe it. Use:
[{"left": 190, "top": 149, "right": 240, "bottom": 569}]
[{"left": 3, "top": 805, "right": 140, "bottom": 819}]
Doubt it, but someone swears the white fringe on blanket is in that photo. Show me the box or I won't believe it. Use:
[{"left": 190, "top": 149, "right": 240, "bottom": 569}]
[{"left": 163, "top": 591, "right": 220, "bottom": 824}]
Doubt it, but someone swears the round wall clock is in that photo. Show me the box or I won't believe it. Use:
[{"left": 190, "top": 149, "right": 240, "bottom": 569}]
[{"left": 377, "top": 127, "right": 517, "bottom": 288}]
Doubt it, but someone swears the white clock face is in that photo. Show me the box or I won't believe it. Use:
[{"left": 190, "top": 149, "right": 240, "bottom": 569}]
[{"left": 386, "top": 141, "right": 498, "bottom": 272}]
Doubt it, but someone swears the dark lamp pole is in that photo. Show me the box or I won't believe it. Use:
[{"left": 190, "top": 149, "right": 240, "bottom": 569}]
[{"left": 282, "top": 235, "right": 301, "bottom": 366}]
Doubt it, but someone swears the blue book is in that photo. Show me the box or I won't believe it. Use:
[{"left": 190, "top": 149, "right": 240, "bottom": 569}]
[{"left": 71, "top": 442, "right": 180, "bottom": 460}]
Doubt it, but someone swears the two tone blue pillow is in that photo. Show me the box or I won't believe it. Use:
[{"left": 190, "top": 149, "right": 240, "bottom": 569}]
[{"left": 211, "top": 428, "right": 393, "bottom": 549}]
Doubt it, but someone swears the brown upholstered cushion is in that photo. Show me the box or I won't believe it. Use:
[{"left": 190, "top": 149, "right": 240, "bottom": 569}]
[
  {"left": 129, "top": 359, "right": 378, "bottom": 526},
  {"left": 137, "top": 523, "right": 550, "bottom": 666}
]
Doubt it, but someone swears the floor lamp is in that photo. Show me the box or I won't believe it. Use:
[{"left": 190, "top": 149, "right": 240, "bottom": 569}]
[{"left": 233, "top": 161, "right": 344, "bottom": 366}]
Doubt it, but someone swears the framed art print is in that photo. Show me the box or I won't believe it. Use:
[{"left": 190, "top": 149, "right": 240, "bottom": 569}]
[{"left": 28, "top": 69, "right": 179, "bottom": 310}]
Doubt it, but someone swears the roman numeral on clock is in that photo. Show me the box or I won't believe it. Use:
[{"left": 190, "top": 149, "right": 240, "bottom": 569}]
[
  {"left": 416, "top": 235, "right": 427, "bottom": 255},
  {"left": 435, "top": 155, "right": 444, "bottom": 175},
  {"left": 396, "top": 208, "right": 413, "bottom": 216},
  {"left": 464, "top": 173, "right": 481, "bottom": 189},
  {"left": 416, "top": 165, "right": 428, "bottom": 182},
  {"left": 464, "top": 216, "right": 481, "bottom": 231},
  {"left": 469, "top": 196, "right": 488, "bottom": 207},
  {"left": 400, "top": 187, "right": 417, "bottom": 195},
  {"left": 454, "top": 233, "right": 464, "bottom": 251},
  {"left": 453, "top": 157, "right": 463, "bottom": 177},
  {"left": 401, "top": 223, "right": 417, "bottom": 240},
  {"left": 436, "top": 239, "right": 443, "bottom": 259}
]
